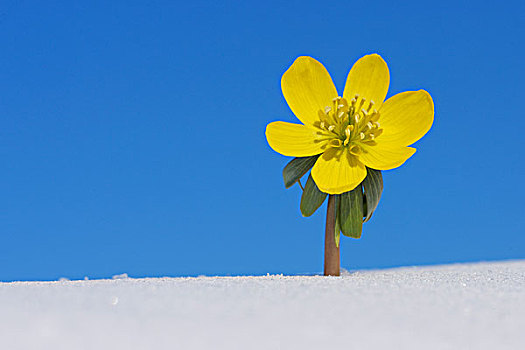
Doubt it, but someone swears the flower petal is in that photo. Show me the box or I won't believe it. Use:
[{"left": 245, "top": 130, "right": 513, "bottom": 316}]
[
  {"left": 281, "top": 56, "right": 338, "bottom": 125},
  {"left": 311, "top": 148, "right": 367, "bottom": 194},
  {"left": 343, "top": 54, "right": 390, "bottom": 109},
  {"left": 266, "top": 121, "right": 330, "bottom": 157},
  {"left": 359, "top": 143, "right": 416, "bottom": 171},
  {"left": 377, "top": 90, "right": 434, "bottom": 146}
]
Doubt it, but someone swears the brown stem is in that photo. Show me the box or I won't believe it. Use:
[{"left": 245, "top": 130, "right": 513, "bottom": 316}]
[{"left": 324, "top": 195, "right": 340, "bottom": 276}]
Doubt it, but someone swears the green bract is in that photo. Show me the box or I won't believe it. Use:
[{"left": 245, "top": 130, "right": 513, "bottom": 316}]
[
  {"left": 283, "top": 157, "right": 383, "bottom": 240},
  {"left": 300, "top": 174, "right": 327, "bottom": 217},
  {"left": 283, "top": 155, "right": 320, "bottom": 189}
]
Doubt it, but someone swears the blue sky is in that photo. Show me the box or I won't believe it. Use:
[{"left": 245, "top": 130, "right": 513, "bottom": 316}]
[{"left": 1, "top": 0, "right": 524, "bottom": 281}]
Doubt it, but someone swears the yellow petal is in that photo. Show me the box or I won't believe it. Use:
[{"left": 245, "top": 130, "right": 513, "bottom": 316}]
[
  {"left": 281, "top": 56, "right": 338, "bottom": 125},
  {"left": 377, "top": 90, "right": 434, "bottom": 146},
  {"left": 359, "top": 143, "right": 416, "bottom": 170},
  {"left": 266, "top": 121, "right": 330, "bottom": 157},
  {"left": 343, "top": 54, "right": 390, "bottom": 109},
  {"left": 311, "top": 148, "right": 367, "bottom": 194}
]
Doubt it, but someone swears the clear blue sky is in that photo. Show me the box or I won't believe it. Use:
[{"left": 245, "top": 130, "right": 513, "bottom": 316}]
[{"left": 1, "top": 0, "right": 524, "bottom": 281}]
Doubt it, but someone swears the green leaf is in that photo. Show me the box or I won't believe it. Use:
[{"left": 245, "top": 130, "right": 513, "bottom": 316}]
[
  {"left": 339, "top": 185, "right": 363, "bottom": 238},
  {"left": 300, "top": 174, "right": 327, "bottom": 217},
  {"left": 334, "top": 195, "right": 341, "bottom": 248},
  {"left": 283, "top": 155, "right": 320, "bottom": 189},
  {"left": 362, "top": 168, "right": 383, "bottom": 222}
]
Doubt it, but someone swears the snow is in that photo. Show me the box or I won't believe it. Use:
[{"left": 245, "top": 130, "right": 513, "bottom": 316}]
[{"left": 1, "top": 261, "right": 524, "bottom": 350}]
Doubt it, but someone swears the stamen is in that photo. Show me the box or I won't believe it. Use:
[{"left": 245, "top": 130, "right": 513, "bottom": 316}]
[
  {"left": 350, "top": 145, "right": 361, "bottom": 154},
  {"left": 345, "top": 125, "right": 354, "bottom": 136},
  {"left": 343, "top": 125, "right": 353, "bottom": 146},
  {"left": 329, "top": 139, "right": 342, "bottom": 147},
  {"left": 357, "top": 98, "right": 366, "bottom": 112},
  {"left": 317, "top": 95, "right": 384, "bottom": 152},
  {"left": 338, "top": 98, "right": 349, "bottom": 112}
]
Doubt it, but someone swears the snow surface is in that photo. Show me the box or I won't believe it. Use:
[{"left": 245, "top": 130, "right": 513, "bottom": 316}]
[{"left": 1, "top": 260, "right": 524, "bottom": 350}]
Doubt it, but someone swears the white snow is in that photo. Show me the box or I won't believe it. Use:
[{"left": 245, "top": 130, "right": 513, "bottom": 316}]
[{"left": 1, "top": 260, "right": 524, "bottom": 350}]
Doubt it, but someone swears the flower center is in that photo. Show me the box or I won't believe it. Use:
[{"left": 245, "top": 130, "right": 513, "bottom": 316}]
[{"left": 315, "top": 95, "right": 383, "bottom": 155}]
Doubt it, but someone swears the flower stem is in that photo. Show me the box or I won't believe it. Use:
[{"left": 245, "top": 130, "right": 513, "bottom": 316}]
[{"left": 324, "top": 195, "right": 340, "bottom": 276}]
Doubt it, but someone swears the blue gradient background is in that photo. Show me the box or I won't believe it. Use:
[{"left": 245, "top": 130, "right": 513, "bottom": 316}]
[{"left": 1, "top": 0, "right": 523, "bottom": 281}]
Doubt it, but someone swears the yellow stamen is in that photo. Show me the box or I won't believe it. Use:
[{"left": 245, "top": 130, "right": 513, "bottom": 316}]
[
  {"left": 343, "top": 125, "right": 353, "bottom": 146},
  {"left": 329, "top": 139, "right": 342, "bottom": 147},
  {"left": 350, "top": 145, "right": 361, "bottom": 155},
  {"left": 370, "top": 111, "right": 380, "bottom": 122},
  {"left": 315, "top": 95, "right": 385, "bottom": 153},
  {"left": 358, "top": 97, "right": 366, "bottom": 110}
]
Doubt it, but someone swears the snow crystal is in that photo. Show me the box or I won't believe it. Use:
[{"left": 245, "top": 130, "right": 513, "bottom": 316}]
[{"left": 111, "top": 273, "right": 129, "bottom": 280}]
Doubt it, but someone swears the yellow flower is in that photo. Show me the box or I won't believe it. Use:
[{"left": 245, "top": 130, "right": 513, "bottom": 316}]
[{"left": 266, "top": 54, "right": 434, "bottom": 194}]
